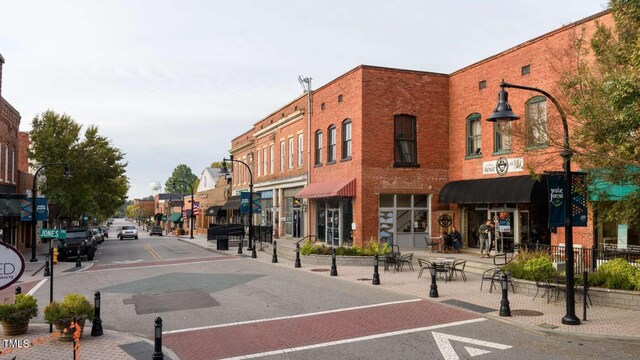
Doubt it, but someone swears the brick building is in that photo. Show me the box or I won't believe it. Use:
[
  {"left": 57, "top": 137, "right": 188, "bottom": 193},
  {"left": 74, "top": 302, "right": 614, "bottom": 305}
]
[
  {"left": 194, "top": 167, "right": 228, "bottom": 235},
  {"left": 227, "top": 10, "right": 629, "bottom": 251}
]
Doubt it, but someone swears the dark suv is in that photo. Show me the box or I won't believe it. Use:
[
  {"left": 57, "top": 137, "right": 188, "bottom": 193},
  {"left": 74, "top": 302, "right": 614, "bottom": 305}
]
[{"left": 57, "top": 229, "right": 96, "bottom": 261}]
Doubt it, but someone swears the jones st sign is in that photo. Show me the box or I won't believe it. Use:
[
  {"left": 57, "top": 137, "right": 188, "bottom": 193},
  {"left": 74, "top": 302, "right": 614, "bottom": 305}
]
[{"left": 39, "top": 228, "right": 67, "bottom": 239}]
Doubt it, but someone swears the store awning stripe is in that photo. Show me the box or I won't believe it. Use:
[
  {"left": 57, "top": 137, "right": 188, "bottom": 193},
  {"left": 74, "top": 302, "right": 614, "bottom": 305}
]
[
  {"left": 221, "top": 195, "right": 242, "bottom": 210},
  {"left": 295, "top": 178, "right": 356, "bottom": 199},
  {"left": 205, "top": 206, "right": 222, "bottom": 216},
  {"left": 168, "top": 212, "right": 182, "bottom": 222},
  {"left": 438, "top": 175, "right": 547, "bottom": 204}
]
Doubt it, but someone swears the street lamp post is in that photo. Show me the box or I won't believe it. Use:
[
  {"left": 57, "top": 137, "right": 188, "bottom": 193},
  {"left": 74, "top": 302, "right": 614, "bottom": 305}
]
[
  {"left": 30, "top": 163, "right": 70, "bottom": 262},
  {"left": 488, "top": 80, "right": 580, "bottom": 325},
  {"left": 172, "top": 181, "right": 194, "bottom": 239},
  {"left": 221, "top": 155, "right": 256, "bottom": 258}
]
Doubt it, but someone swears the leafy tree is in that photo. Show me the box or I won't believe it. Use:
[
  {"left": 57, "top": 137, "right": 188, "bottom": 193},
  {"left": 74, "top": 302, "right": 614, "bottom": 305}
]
[
  {"left": 560, "top": 0, "right": 640, "bottom": 226},
  {"left": 165, "top": 164, "right": 197, "bottom": 195},
  {"left": 210, "top": 161, "right": 224, "bottom": 168},
  {"left": 29, "top": 110, "right": 129, "bottom": 224}
]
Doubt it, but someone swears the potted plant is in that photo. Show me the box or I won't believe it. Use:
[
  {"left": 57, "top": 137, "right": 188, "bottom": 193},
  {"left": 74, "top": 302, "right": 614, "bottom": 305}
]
[
  {"left": 44, "top": 293, "right": 94, "bottom": 341},
  {"left": 0, "top": 293, "right": 38, "bottom": 336}
]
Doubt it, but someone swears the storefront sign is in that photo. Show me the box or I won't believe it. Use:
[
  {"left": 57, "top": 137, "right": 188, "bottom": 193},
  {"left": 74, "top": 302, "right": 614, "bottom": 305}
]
[
  {"left": 618, "top": 224, "right": 628, "bottom": 249},
  {"left": 497, "top": 212, "right": 511, "bottom": 232},
  {"left": 259, "top": 190, "right": 273, "bottom": 199},
  {"left": 482, "top": 157, "right": 524, "bottom": 175},
  {"left": 0, "top": 242, "right": 25, "bottom": 291},
  {"left": 547, "top": 173, "right": 566, "bottom": 227},
  {"left": 40, "top": 228, "right": 67, "bottom": 239}
]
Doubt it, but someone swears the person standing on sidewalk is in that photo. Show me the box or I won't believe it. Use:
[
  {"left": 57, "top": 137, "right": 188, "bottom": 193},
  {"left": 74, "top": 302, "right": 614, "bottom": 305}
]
[{"left": 478, "top": 219, "right": 493, "bottom": 258}]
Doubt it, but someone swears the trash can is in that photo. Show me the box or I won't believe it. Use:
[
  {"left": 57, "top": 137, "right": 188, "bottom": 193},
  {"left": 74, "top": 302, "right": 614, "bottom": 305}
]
[{"left": 216, "top": 236, "right": 229, "bottom": 250}]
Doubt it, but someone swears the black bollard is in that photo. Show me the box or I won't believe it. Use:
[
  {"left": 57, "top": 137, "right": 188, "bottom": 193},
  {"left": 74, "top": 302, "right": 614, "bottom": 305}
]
[
  {"left": 499, "top": 272, "right": 512, "bottom": 317},
  {"left": 294, "top": 243, "right": 301, "bottom": 268},
  {"left": 14, "top": 286, "right": 21, "bottom": 296},
  {"left": 91, "top": 291, "right": 103, "bottom": 336},
  {"left": 272, "top": 241, "right": 278, "bottom": 263},
  {"left": 372, "top": 255, "right": 380, "bottom": 285},
  {"left": 75, "top": 248, "right": 82, "bottom": 267},
  {"left": 237, "top": 234, "right": 243, "bottom": 255},
  {"left": 153, "top": 317, "right": 164, "bottom": 360},
  {"left": 251, "top": 239, "right": 257, "bottom": 259},
  {"left": 330, "top": 248, "right": 338, "bottom": 276},
  {"left": 429, "top": 263, "right": 439, "bottom": 298},
  {"left": 44, "top": 258, "right": 50, "bottom": 276},
  {"left": 583, "top": 271, "right": 588, "bottom": 321}
]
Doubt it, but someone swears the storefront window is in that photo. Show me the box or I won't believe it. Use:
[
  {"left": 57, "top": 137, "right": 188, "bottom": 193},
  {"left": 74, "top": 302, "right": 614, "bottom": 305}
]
[
  {"left": 317, "top": 201, "right": 326, "bottom": 241},
  {"left": 380, "top": 194, "right": 394, "bottom": 207},
  {"left": 379, "top": 194, "right": 431, "bottom": 248}
]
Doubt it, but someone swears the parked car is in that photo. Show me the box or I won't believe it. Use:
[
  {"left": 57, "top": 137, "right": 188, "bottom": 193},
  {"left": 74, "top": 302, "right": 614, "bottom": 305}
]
[
  {"left": 149, "top": 226, "right": 163, "bottom": 236},
  {"left": 98, "top": 225, "right": 109, "bottom": 238},
  {"left": 88, "top": 227, "right": 104, "bottom": 244},
  {"left": 57, "top": 229, "right": 96, "bottom": 261},
  {"left": 118, "top": 225, "right": 138, "bottom": 240}
]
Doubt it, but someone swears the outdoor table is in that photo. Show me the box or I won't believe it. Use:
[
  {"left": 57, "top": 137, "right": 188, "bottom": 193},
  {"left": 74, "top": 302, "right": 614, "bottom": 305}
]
[{"left": 432, "top": 258, "right": 455, "bottom": 281}]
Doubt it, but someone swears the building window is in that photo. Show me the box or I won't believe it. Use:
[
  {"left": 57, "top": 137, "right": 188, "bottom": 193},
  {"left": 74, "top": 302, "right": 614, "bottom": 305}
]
[
  {"left": 10, "top": 148, "right": 14, "bottom": 184},
  {"left": 257, "top": 151, "right": 261, "bottom": 177},
  {"left": 315, "top": 130, "right": 323, "bottom": 166},
  {"left": 280, "top": 141, "right": 285, "bottom": 172},
  {"left": 338, "top": 94, "right": 343, "bottom": 103},
  {"left": 342, "top": 119, "right": 352, "bottom": 159},
  {"left": 494, "top": 122, "right": 512, "bottom": 153},
  {"left": 288, "top": 137, "right": 294, "bottom": 169},
  {"left": 479, "top": 80, "right": 486, "bottom": 90},
  {"left": 270, "top": 145, "right": 274, "bottom": 174},
  {"left": 298, "top": 134, "right": 304, "bottom": 167},
  {"left": 525, "top": 96, "right": 548, "bottom": 147},
  {"left": 394, "top": 114, "right": 417, "bottom": 166},
  {"left": 522, "top": 64, "right": 531, "bottom": 75},
  {"left": 263, "top": 148, "right": 268, "bottom": 176},
  {"left": 379, "top": 194, "right": 431, "bottom": 247},
  {"left": 466, "top": 113, "right": 482, "bottom": 157},
  {"left": 4, "top": 144, "right": 8, "bottom": 181},
  {"left": 321, "top": 103, "right": 325, "bottom": 111},
  {"left": 327, "top": 125, "right": 336, "bottom": 163}
]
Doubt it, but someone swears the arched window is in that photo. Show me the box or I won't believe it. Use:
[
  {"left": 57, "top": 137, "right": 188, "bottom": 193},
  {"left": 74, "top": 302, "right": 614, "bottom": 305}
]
[
  {"left": 327, "top": 125, "right": 336, "bottom": 163},
  {"left": 314, "top": 130, "right": 323, "bottom": 166},
  {"left": 342, "top": 119, "right": 352, "bottom": 159},
  {"left": 466, "top": 113, "right": 482, "bottom": 157}
]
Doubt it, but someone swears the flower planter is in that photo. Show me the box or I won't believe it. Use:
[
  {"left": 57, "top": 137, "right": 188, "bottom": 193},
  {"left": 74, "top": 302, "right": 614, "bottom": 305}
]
[
  {"left": 1, "top": 320, "right": 29, "bottom": 336},
  {"left": 54, "top": 319, "right": 85, "bottom": 341}
]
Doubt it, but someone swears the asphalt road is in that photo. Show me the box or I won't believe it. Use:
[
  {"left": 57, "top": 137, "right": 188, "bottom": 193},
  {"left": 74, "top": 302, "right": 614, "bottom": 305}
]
[{"left": 29, "top": 220, "right": 640, "bottom": 360}]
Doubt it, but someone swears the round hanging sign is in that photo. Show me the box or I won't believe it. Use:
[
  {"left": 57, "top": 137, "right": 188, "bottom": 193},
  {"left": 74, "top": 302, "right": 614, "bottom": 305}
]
[
  {"left": 0, "top": 242, "right": 25, "bottom": 291},
  {"left": 438, "top": 214, "right": 452, "bottom": 228}
]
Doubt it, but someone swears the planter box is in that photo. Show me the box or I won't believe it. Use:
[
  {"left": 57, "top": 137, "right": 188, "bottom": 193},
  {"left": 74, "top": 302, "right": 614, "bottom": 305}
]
[
  {"left": 303, "top": 254, "right": 378, "bottom": 267},
  {"left": 512, "top": 278, "right": 640, "bottom": 311}
]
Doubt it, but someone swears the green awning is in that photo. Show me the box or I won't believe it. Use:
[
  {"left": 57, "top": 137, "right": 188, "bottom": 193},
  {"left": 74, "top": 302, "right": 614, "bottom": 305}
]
[
  {"left": 589, "top": 169, "right": 638, "bottom": 201},
  {"left": 168, "top": 212, "right": 182, "bottom": 222}
]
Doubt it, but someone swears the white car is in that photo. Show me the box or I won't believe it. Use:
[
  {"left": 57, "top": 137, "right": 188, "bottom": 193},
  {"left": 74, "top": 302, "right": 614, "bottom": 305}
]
[{"left": 118, "top": 225, "right": 138, "bottom": 240}]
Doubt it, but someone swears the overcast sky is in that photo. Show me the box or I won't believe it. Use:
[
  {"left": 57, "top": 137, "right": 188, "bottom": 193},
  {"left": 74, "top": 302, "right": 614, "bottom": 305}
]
[{"left": 0, "top": 0, "right": 608, "bottom": 199}]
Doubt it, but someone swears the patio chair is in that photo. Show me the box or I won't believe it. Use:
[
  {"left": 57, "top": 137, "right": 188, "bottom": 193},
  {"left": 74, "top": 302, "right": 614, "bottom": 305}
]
[
  {"left": 384, "top": 253, "right": 400, "bottom": 273},
  {"left": 434, "top": 262, "right": 450, "bottom": 282},
  {"left": 480, "top": 268, "right": 515, "bottom": 293},
  {"left": 417, "top": 258, "right": 431, "bottom": 279},
  {"left": 534, "top": 279, "right": 558, "bottom": 303},
  {"left": 450, "top": 260, "right": 467, "bottom": 281},
  {"left": 399, "top": 253, "right": 414, "bottom": 271},
  {"left": 424, "top": 236, "right": 440, "bottom": 253}
]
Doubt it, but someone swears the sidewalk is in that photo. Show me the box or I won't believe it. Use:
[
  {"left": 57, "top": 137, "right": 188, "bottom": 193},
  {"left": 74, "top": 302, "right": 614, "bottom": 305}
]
[{"left": 179, "top": 233, "right": 640, "bottom": 341}]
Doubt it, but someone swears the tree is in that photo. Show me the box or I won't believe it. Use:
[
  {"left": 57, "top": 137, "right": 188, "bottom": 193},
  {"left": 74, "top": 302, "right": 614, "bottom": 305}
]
[
  {"left": 561, "top": 0, "right": 640, "bottom": 225},
  {"left": 165, "top": 164, "right": 197, "bottom": 194},
  {"left": 29, "top": 110, "right": 129, "bottom": 223}
]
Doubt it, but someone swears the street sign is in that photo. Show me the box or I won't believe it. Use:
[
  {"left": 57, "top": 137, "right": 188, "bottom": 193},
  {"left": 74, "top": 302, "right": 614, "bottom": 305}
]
[
  {"left": 432, "top": 332, "right": 511, "bottom": 360},
  {"left": 39, "top": 228, "right": 67, "bottom": 239},
  {"left": 0, "top": 242, "right": 25, "bottom": 291}
]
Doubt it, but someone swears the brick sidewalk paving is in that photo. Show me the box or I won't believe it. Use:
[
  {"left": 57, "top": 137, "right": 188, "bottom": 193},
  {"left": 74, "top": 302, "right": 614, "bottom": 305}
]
[{"left": 179, "top": 234, "right": 640, "bottom": 341}]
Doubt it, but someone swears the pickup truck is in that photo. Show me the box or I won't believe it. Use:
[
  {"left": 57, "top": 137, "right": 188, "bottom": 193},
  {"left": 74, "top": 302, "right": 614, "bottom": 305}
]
[{"left": 57, "top": 229, "right": 96, "bottom": 261}]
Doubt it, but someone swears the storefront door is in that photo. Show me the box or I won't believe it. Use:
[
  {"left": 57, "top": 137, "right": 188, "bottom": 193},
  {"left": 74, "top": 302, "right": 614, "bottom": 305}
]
[
  {"left": 327, "top": 209, "right": 339, "bottom": 246},
  {"left": 293, "top": 209, "right": 303, "bottom": 238},
  {"left": 490, "top": 210, "right": 515, "bottom": 252}
]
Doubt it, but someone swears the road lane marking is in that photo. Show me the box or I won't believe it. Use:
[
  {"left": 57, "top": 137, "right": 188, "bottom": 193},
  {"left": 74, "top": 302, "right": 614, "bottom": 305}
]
[
  {"left": 432, "top": 331, "right": 511, "bottom": 360},
  {"left": 26, "top": 279, "right": 48, "bottom": 295},
  {"left": 219, "top": 318, "right": 487, "bottom": 360},
  {"left": 164, "top": 298, "right": 423, "bottom": 335},
  {"left": 144, "top": 243, "right": 162, "bottom": 260}
]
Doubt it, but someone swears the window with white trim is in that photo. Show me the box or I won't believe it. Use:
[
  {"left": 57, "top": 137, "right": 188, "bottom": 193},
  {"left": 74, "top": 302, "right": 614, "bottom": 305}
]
[
  {"left": 288, "top": 137, "right": 294, "bottom": 169},
  {"left": 280, "top": 141, "right": 285, "bottom": 172},
  {"left": 327, "top": 125, "right": 336, "bottom": 163},
  {"left": 263, "top": 148, "right": 268, "bottom": 176},
  {"left": 270, "top": 145, "right": 274, "bottom": 174},
  {"left": 298, "top": 134, "right": 304, "bottom": 167}
]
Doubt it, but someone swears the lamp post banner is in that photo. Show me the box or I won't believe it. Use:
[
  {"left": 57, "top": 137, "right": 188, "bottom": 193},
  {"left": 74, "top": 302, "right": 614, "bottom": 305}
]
[
  {"left": 0, "top": 242, "right": 25, "bottom": 291},
  {"left": 547, "top": 173, "right": 566, "bottom": 227},
  {"left": 240, "top": 192, "right": 250, "bottom": 214},
  {"left": 571, "top": 173, "right": 588, "bottom": 227},
  {"left": 20, "top": 197, "right": 48, "bottom": 221}
]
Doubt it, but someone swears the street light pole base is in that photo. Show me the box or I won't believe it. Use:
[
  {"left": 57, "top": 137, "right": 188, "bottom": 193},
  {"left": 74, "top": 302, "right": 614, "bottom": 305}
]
[
  {"left": 561, "top": 315, "right": 581, "bottom": 325},
  {"left": 30, "top": 258, "right": 38, "bottom": 262},
  {"left": 251, "top": 248, "right": 257, "bottom": 259}
]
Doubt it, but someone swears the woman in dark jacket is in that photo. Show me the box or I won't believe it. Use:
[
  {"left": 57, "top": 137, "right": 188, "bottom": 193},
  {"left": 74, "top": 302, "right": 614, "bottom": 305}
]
[{"left": 442, "top": 230, "right": 452, "bottom": 254}]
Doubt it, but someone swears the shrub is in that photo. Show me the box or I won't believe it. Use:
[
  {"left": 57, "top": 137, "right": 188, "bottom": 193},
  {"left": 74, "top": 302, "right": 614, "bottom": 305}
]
[
  {"left": 361, "top": 239, "right": 392, "bottom": 256},
  {"left": 523, "top": 256, "right": 555, "bottom": 281},
  {"left": 631, "top": 269, "right": 640, "bottom": 291},
  {"left": 300, "top": 240, "right": 317, "bottom": 255},
  {"left": 44, "top": 293, "right": 94, "bottom": 324},
  {"left": 591, "top": 258, "right": 636, "bottom": 290},
  {"left": 0, "top": 294, "right": 38, "bottom": 323}
]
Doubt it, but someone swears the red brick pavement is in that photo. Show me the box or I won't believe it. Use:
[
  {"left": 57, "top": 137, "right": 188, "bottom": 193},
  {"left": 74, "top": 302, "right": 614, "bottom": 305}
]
[
  {"left": 164, "top": 300, "right": 480, "bottom": 359},
  {"left": 84, "top": 255, "right": 235, "bottom": 272},
  {"left": 0, "top": 279, "right": 41, "bottom": 301}
]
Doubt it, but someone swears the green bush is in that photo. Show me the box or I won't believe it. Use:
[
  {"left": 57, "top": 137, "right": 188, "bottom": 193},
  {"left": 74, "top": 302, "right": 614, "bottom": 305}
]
[
  {"left": 590, "top": 258, "right": 636, "bottom": 290},
  {"left": 361, "top": 241, "right": 392, "bottom": 256},
  {"left": 44, "top": 293, "right": 94, "bottom": 324},
  {"left": 523, "top": 256, "right": 555, "bottom": 281},
  {"left": 631, "top": 269, "right": 640, "bottom": 291},
  {"left": 335, "top": 246, "right": 362, "bottom": 256},
  {"left": 0, "top": 294, "right": 38, "bottom": 323}
]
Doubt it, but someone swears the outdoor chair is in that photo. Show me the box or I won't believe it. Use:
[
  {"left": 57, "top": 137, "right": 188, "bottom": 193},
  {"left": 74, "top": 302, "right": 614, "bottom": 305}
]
[
  {"left": 534, "top": 279, "right": 559, "bottom": 303},
  {"left": 434, "top": 262, "right": 451, "bottom": 282},
  {"left": 384, "top": 252, "right": 401, "bottom": 273},
  {"left": 480, "top": 268, "right": 515, "bottom": 293},
  {"left": 450, "top": 260, "right": 467, "bottom": 281},
  {"left": 399, "top": 253, "right": 414, "bottom": 271},
  {"left": 424, "top": 236, "right": 440, "bottom": 253},
  {"left": 417, "top": 258, "right": 431, "bottom": 279}
]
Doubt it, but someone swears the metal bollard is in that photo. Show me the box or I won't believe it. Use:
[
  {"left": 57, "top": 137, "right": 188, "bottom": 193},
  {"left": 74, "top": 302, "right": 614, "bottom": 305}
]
[
  {"left": 330, "top": 248, "right": 338, "bottom": 276},
  {"left": 238, "top": 234, "right": 243, "bottom": 255},
  {"left": 44, "top": 258, "right": 51, "bottom": 277},
  {"left": 499, "top": 272, "right": 512, "bottom": 317},
  {"left": 429, "top": 263, "right": 439, "bottom": 298},
  {"left": 153, "top": 317, "right": 164, "bottom": 360},
  {"left": 372, "top": 255, "right": 380, "bottom": 285},
  {"left": 75, "top": 248, "right": 82, "bottom": 267},
  {"left": 14, "top": 286, "right": 21, "bottom": 296},
  {"left": 91, "top": 291, "right": 103, "bottom": 336},
  {"left": 583, "top": 271, "right": 588, "bottom": 321},
  {"left": 272, "top": 241, "right": 278, "bottom": 263},
  {"left": 294, "top": 243, "right": 301, "bottom": 268}
]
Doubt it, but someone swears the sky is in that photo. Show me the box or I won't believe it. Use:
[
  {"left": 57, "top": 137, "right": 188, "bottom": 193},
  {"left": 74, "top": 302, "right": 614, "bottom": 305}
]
[{"left": 0, "top": 0, "right": 609, "bottom": 199}]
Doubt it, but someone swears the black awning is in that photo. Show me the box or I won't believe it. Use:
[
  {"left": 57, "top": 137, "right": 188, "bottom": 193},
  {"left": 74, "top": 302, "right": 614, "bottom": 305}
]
[
  {"left": 438, "top": 175, "right": 547, "bottom": 204},
  {"left": 0, "top": 199, "right": 22, "bottom": 217},
  {"left": 221, "top": 195, "right": 241, "bottom": 210},
  {"left": 205, "top": 206, "right": 222, "bottom": 216}
]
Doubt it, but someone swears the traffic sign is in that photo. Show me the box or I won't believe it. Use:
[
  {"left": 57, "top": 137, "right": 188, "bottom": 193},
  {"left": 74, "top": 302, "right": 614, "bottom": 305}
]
[{"left": 39, "top": 228, "right": 67, "bottom": 239}]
